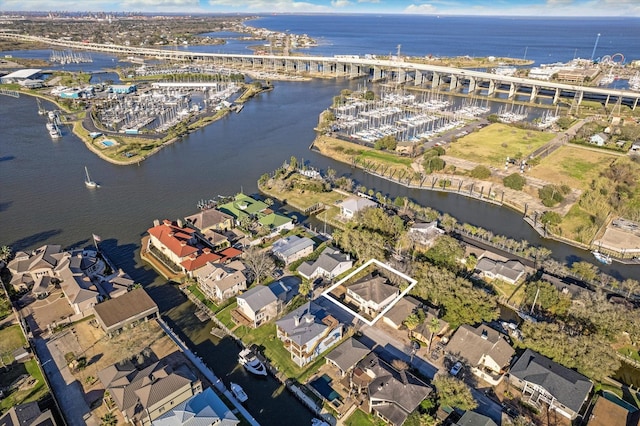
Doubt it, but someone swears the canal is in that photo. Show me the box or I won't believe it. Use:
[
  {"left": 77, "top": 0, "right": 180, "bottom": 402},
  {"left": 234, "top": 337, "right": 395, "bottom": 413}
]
[{"left": 2, "top": 74, "right": 640, "bottom": 424}]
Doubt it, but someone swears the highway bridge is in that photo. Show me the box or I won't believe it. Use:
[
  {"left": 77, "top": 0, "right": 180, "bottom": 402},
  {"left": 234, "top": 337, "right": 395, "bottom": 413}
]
[{"left": 3, "top": 31, "right": 640, "bottom": 110}]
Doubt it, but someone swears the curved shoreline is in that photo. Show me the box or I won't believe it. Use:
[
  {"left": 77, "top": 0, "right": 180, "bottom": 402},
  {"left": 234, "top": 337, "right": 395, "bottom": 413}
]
[{"left": 308, "top": 137, "right": 607, "bottom": 259}]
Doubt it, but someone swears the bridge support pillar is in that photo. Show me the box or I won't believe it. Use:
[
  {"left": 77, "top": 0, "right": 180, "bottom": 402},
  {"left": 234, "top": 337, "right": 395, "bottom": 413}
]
[
  {"left": 397, "top": 68, "right": 406, "bottom": 84},
  {"left": 488, "top": 80, "right": 495, "bottom": 96},
  {"left": 634, "top": 97, "right": 639, "bottom": 111},
  {"left": 529, "top": 86, "right": 538, "bottom": 103},
  {"left": 449, "top": 75, "right": 458, "bottom": 92},
  {"left": 576, "top": 90, "right": 584, "bottom": 105},
  {"left": 553, "top": 88, "right": 560, "bottom": 104},
  {"left": 414, "top": 71, "right": 423, "bottom": 86},
  {"left": 508, "top": 83, "right": 517, "bottom": 99},
  {"left": 468, "top": 77, "right": 476, "bottom": 93},
  {"left": 432, "top": 72, "right": 441, "bottom": 89},
  {"left": 605, "top": 94, "right": 610, "bottom": 107},
  {"left": 373, "top": 66, "right": 382, "bottom": 81}
]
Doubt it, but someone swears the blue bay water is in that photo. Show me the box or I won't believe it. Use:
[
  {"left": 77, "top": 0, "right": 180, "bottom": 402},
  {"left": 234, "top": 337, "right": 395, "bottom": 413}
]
[{"left": 249, "top": 15, "right": 640, "bottom": 65}]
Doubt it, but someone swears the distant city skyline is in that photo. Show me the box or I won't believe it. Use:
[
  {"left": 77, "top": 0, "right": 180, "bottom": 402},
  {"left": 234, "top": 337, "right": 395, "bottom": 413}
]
[{"left": 1, "top": 0, "right": 639, "bottom": 17}]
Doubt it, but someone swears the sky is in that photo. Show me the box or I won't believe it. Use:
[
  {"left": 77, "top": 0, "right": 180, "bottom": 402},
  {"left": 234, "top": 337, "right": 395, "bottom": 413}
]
[{"left": 1, "top": 0, "right": 639, "bottom": 17}]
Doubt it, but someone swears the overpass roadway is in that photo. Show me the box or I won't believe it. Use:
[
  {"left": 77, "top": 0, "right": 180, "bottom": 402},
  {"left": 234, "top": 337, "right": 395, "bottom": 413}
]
[{"left": 2, "top": 31, "right": 639, "bottom": 109}]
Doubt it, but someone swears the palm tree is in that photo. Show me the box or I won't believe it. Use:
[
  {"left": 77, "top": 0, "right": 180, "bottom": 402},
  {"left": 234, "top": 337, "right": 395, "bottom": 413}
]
[
  {"left": 403, "top": 313, "right": 420, "bottom": 339},
  {"left": 427, "top": 317, "right": 441, "bottom": 352},
  {"left": 0, "top": 245, "right": 11, "bottom": 264},
  {"left": 100, "top": 413, "right": 117, "bottom": 426}
]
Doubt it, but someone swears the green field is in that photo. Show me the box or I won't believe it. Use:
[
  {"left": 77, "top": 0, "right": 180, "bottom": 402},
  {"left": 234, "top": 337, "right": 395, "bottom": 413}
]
[
  {"left": 0, "top": 325, "right": 26, "bottom": 364},
  {"left": 447, "top": 123, "right": 555, "bottom": 168},
  {"left": 527, "top": 145, "right": 619, "bottom": 190},
  {"left": 357, "top": 150, "right": 413, "bottom": 166}
]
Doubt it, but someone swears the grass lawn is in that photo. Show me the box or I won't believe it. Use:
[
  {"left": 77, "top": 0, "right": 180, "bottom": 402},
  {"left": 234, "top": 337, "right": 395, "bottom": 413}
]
[
  {"left": 215, "top": 301, "right": 237, "bottom": 329},
  {"left": 446, "top": 123, "right": 555, "bottom": 168},
  {"left": 527, "top": 145, "right": 619, "bottom": 190},
  {"left": 261, "top": 178, "right": 347, "bottom": 212},
  {"left": 491, "top": 280, "right": 526, "bottom": 306},
  {"left": 556, "top": 204, "right": 599, "bottom": 244},
  {"left": 0, "top": 359, "right": 47, "bottom": 413},
  {"left": 188, "top": 284, "right": 219, "bottom": 311},
  {"left": 618, "top": 346, "right": 640, "bottom": 363},
  {"left": 344, "top": 408, "right": 378, "bottom": 426},
  {"left": 0, "top": 325, "right": 26, "bottom": 365},
  {"left": 313, "top": 135, "right": 414, "bottom": 177}
]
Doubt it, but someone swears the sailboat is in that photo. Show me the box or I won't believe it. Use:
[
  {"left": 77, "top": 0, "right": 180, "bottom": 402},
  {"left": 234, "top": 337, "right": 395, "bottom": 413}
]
[{"left": 84, "top": 166, "right": 99, "bottom": 189}]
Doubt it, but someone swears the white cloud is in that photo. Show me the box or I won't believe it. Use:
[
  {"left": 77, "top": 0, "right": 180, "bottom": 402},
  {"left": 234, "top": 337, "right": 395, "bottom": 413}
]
[
  {"left": 207, "top": 0, "right": 331, "bottom": 12},
  {"left": 331, "top": 0, "right": 352, "bottom": 7},
  {"left": 405, "top": 3, "right": 439, "bottom": 14}
]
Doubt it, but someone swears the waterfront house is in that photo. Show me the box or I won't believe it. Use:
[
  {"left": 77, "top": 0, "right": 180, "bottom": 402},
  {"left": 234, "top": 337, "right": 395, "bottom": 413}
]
[
  {"left": 152, "top": 387, "right": 239, "bottom": 426},
  {"left": 325, "top": 337, "right": 371, "bottom": 377},
  {"left": 446, "top": 324, "right": 515, "bottom": 385},
  {"left": 509, "top": 348, "right": 593, "bottom": 420},
  {"left": 351, "top": 352, "right": 432, "bottom": 426},
  {"left": 8, "top": 244, "right": 64, "bottom": 292},
  {"left": 276, "top": 302, "right": 343, "bottom": 367},
  {"left": 218, "top": 193, "right": 268, "bottom": 226},
  {"left": 93, "top": 288, "right": 159, "bottom": 336},
  {"left": 257, "top": 212, "right": 295, "bottom": 236},
  {"left": 339, "top": 196, "right": 377, "bottom": 220},
  {"left": 408, "top": 221, "right": 444, "bottom": 247},
  {"left": 345, "top": 275, "right": 399, "bottom": 317},
  {"left": 475, "top": 257, "right": 526, "bottom": 285},
  {"left": 271, "top": 235, "right": 315, "bottom": 265},
  {"left": 234, "top": 285, "right": 281, "bottom": 328},
  {"left": 195, "top": 260, "right": 247, "bottom": 302},
  {"left": 184, "top": 209, "right": 234, "bottom": 233},
  {"left": 99, "top": 361, "right": 202, "bottom": 426},
  {"left": 297, "top": 247, "right": 353, "bottom": 280}
]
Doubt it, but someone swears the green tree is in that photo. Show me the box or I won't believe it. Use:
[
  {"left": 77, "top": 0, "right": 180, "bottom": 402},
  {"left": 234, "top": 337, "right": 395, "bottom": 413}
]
[
  {"left": 571, "top": 261, "right": 598, "bottom": 282},
  {"left": 403, "top": 313, "right": 421, "bottom": 338},
  {"left": 0, "top": 245, "right": 11, "bottom": 263},
  {"left": 426, "top": 316, "right": 441, "bottom": 352},
  {"left": 540, "top": 211, "right": 562, "bottom": 226},
  {"left": 525, "top": 280, "right": 570, "bottom": 316},
  {"left": 424, "top": 235, "right": 465, "bottom": 271},
  {"left": 100, "top": 413, "right": 118, "bottom": 426},
  {"left": 433, "top": 375, "right": 477, "bottom": 411},
  {"left": 503, "top": 173, "right": 526, "bottom": 190},
  {"left": 538, "top": 184, "right": 565, "bottom": 207}
]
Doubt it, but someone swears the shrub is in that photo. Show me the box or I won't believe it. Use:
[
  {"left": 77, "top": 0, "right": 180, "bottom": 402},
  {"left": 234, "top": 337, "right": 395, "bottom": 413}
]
[
  {"left": 469, "top": 165, "right": 491, "bottom": 179},
  {"left": 503, "top": 173, "right": 526, "bottom": 190},
  {"left": 539, "top": 185, "right": 565, "bottom": 207}
]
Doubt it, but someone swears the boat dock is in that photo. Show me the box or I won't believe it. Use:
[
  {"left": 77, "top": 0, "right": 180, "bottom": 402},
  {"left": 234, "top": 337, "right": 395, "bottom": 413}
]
[{"left": 156, "top": 317, "right": 261, "bottom": 426}]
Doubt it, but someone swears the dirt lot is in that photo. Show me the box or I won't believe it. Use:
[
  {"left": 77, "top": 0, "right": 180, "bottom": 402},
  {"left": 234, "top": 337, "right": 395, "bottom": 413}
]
[{"left": 56, "top": 319, "right": 179, "bottom": 422}]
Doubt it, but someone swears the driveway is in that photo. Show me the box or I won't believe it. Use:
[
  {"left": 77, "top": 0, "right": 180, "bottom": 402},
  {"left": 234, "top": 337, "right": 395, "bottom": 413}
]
[{"left": 34, "top": 335, "right": 97, "bottom": 426}]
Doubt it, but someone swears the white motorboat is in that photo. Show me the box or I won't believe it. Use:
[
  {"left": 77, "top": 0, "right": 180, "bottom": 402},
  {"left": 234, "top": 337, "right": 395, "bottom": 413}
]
[
  {"left": 230, "top": 382, "right": 248, "bottom": 402},
  {"left": 592, "top": 250, "right": 612, "bottom": 265},
  {"left": 238, "top": 348, "right": 267, "bottom": 376}
]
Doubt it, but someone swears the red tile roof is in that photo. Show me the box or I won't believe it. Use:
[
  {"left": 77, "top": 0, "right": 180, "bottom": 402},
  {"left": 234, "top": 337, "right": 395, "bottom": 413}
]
[
  {"left": 148, "top": 220, "right": 198, "bottom": 259},
  {"left": 180, "top": 252, "right": 223, "bottom": 272},
  {"left": 219, "top": 247, "right": 243, "bottom": 262}
]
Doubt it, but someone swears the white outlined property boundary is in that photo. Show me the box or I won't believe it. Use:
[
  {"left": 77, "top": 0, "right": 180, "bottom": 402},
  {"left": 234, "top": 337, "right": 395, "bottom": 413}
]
[{"left": 320, "top": 258, "right": 418, "bottom": 326}]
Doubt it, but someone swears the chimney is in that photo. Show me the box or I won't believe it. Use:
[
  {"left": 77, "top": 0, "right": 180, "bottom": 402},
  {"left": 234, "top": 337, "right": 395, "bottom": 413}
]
[
  {"left": 181, "top": 241, "right": 187, "bottom": 246},
  {"left": 294, "top": 315, "right": 300, "bottom": 326},
  {"left": 163, "top": 219, "right": 171, "bottom": 226},
  {"left": 177, "top": 219, "right": 184, "bottom": 228},
  {"left": 481, "top": 329, "right": 488, "bottom": 340},
  {"left": 203, "top": 248, "right": 211, "bottom": 254},
  {"left": 153, "top": 219, "right": 160, "bottom": 227}
]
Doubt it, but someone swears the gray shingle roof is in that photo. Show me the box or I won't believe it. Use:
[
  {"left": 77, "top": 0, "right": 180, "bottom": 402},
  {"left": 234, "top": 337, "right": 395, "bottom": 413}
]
[
  {"left": 152, "top": 387, "right": 239, "bottom": 426},
  {"left": 476, "top": 258, "right": 525, "bottom": 282},
  {"left": 297, "top": 247, "right": 351, "bottom": 278},
  {"left": 456, "top": 411, "right": 498, "bottom": 426},
  {"left": 348, "top": 275, "right": 398, "bottom": 304},
  {"left": 446, "top": 324, "right": 514, "bottom": 369},
  {"left": 271, "top": 235, "right": 314, "bottom": 261},
  {"left": 510, "top": 349, "right": 592, "bottom": 413},
  {"left": 276, "top": 302, "right": 333, "bottom": 346},
  {"left": 325, "top": 337, "right": 370, "bottom": 373},
  {"left": 238, "top": 285, "right": 277, "bottom": 312}
]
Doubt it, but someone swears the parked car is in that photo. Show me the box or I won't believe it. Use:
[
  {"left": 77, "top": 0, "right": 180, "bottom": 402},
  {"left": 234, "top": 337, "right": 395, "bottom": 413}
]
[{"left": 450, "top": 361, "right": 463, "bottom": 376}]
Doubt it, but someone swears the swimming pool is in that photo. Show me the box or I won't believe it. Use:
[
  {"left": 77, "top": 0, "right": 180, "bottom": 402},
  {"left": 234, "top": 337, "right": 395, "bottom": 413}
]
[
  {"left": 602, "top": 390, "right": 639, "bottom": 413},
  {"left": 102, "top": 139, "right": 116, "bottom": 147},
  {"left": 310, "top": 374, "right": 341, "bottom": 402}
]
